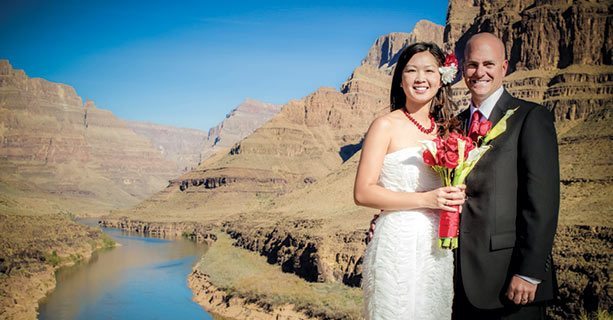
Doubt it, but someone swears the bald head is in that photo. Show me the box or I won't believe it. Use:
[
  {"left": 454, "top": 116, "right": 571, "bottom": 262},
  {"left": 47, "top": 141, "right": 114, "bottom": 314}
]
[
  {"left": 462, "top": 33, "right": 508, "bottom": 106},
  {"left": 464, "top": 32, "right": 506, "bottom": 61}
]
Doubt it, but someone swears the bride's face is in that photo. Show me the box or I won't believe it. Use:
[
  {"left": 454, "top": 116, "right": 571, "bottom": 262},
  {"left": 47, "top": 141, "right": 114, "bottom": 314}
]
[{"left": 401, "top": 51, "right": 442, "bottom": 107}]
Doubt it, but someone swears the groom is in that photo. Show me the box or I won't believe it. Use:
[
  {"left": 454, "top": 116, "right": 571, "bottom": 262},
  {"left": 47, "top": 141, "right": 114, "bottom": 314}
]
[{"left": 452, "top": 32, "right": 559, "bottom": 319}]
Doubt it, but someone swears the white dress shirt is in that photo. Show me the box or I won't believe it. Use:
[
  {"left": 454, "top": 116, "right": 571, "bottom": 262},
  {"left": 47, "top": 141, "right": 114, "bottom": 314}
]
[{"left": 469, "top": 85, "right": 504, "bottom": 120}]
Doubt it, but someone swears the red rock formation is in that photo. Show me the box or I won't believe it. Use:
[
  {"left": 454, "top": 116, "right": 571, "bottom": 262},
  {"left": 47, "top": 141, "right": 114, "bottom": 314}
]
[
  {"left": 125, "top": 121, "right": 209, "bottom": 172},
  {"left": 444, "top": 0, "right": 612, "bottom": 120},
  {"left": 0, "top": 60, "right": 178, "bottom": 211},
  {"left": 204, "top": 98, "right": 282, "bottom": 156}
]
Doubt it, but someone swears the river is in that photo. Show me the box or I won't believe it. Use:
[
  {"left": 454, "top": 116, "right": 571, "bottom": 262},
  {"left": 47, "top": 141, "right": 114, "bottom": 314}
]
[{"left": 38, "top": 220, "right": 212, "bottom": 319}]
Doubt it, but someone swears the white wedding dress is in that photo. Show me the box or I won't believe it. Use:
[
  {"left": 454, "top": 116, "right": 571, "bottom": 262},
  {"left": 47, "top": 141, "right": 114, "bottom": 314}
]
[{"left": 362, "top": 146, "right": 454, "bottom": 320}]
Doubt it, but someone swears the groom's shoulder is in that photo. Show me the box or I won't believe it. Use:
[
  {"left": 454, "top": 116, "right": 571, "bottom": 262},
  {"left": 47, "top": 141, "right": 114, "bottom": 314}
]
[
  {"left": 505, "top": 90, "right": 541, "bottom": 109},
  {"left": 506, "top": 91, "right": 553, "bottom": 121}
]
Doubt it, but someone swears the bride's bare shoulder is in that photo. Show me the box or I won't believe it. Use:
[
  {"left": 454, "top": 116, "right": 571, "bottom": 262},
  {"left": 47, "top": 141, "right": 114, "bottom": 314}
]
[{"left": 368, "top": 110, "right": 404, "bottom": 133}]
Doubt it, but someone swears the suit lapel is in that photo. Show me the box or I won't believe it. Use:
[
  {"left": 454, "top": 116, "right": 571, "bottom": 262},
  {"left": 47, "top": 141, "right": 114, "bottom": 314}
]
[
  {"left": 488, "top": 89, "right": 515, "bottom": 126},
  {"left": 458, "top": 108, "right": 471, "bottom": 134}
]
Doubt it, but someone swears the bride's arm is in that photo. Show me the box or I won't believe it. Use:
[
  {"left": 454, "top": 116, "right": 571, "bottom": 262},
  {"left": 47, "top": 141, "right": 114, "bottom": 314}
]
[{"left": 353, "top": 117, "right": 464, "bottom": 211}]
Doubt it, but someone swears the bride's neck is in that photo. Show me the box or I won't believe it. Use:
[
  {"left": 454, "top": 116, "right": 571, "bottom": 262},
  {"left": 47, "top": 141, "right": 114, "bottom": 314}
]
[{"left": 404, "top": 101, "right": 431, "bottom": 120}]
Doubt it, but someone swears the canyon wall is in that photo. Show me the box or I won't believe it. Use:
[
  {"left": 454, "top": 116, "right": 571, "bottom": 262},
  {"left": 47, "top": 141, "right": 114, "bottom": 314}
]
[
  {"left": 445, "top": 0, "right": 612, "bottom": 120},
  {"left": 0, "top": 60, "right": 179, "bottom": 212}
]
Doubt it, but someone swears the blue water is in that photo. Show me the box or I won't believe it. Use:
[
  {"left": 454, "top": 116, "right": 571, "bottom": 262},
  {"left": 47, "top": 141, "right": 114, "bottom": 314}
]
[{"left": 38, "top": 222, "right": 212, "bottom": 320}]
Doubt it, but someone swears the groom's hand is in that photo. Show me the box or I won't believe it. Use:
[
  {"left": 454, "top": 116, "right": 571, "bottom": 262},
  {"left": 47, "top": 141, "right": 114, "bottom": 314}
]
[{"left": 506, "top": 275, "right": 537, "bottom": 305}]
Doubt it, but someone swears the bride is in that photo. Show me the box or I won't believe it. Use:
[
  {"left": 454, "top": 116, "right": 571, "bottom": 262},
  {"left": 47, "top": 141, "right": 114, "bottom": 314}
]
[{"left": 354, "top": 42, "right": 466, "bottom": 320}]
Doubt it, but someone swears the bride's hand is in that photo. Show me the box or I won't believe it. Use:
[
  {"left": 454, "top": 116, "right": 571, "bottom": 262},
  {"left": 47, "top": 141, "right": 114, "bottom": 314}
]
[{"left": 426, "top": 186, "right": 466, "bottom": 211}]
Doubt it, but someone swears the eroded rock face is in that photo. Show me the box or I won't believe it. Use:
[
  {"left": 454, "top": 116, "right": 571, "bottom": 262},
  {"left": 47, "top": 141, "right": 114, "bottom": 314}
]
[
  {"left": 445, "top": 0, "right": 612, "bottom": 121},
  {"left": 362, "top": 20, "right": 445, "bottom": 69},
  {"left": 341, "top": 20, "right": 445, "bottom": 106},
  {"left": 188, "top": 270, "right": 315, "bottom": 320},
  {"left": 99, "top": 218, "right": 217, "bottom": 244},
  {"left": 203, "top": 98, "right": 283, "bottom": 158},
  {"left": 125, "top": 121, "right": 209, "bottom": 172},
  {"left": 0, "top": 60, "right": 183, "bottom": 210},
  {"left": 0, "top": 61, "right": 284, "bottom": 213},
  {"left": 224, "top": 219, "right": 324, "bottom": 282}
]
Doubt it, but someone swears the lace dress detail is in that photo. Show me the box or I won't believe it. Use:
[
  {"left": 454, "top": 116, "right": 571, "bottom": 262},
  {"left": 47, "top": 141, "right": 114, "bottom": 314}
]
[{"left": 362, "top": 147, "right": 454, "bottom": 320}]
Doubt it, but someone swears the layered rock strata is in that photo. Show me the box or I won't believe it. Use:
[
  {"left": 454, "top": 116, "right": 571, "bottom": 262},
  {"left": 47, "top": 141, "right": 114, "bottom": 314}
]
[
  {"left": 98, "top": 218, "right": 217, "bottom": 244},
  {"left": 189, "top": 270, "right": 314, "bottom": 320},
  {"left": 445, "top": 0, "right": 612, "bottom": 121},
  {"left": 0, "top": 60, "right": 179, "bottom": 212},
  {"left": 125, "top": 121, "right": 209, "bottom": 172},
  {"left": 205, "top": 99, "right": 282, "bottom": 153}
]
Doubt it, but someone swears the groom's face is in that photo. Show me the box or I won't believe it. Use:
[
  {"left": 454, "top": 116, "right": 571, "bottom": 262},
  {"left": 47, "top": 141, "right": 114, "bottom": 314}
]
[{"left": 463, "top": 35, "right": 508, "bottom": 106}]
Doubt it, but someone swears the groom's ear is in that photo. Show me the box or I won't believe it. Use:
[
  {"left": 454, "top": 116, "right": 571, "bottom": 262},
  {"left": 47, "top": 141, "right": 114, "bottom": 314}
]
[{"left": 502, "top": 59, "right": 509, "bottom": 76}]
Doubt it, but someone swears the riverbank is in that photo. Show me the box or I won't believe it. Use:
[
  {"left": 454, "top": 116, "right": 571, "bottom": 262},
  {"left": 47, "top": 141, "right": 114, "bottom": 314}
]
[
  {"left": 99, "top": 217, "right": 217, "bottom": 244},
  {"left": 108, "top": 216, "right": 611, "bottom": 320},
  {"left": 188, "top": 232, "right": 362, "bottom": 320},
  {"left": 189, "top": 270, "right": 310, "bottom": 320},
  {"left": 0, "top": 213, "right": 114, "bottom": 320},
  {"left": 100, "top": 217, "right": 364, "bottom": 319}
]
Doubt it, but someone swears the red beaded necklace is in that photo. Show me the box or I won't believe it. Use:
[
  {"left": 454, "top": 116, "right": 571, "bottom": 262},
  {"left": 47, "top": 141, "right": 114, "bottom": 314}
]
[{"left": 402, "top": 108, "right": 435, "bottom": 134}]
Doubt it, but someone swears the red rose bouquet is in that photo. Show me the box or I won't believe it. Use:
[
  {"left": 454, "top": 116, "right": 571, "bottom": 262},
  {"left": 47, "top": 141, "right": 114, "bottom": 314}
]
[{"left": 422, "top": 108, "right": 518, "bottom": 249}]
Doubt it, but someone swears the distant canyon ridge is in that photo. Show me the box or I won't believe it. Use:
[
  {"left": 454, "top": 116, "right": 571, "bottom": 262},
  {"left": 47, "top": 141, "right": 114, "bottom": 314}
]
[{"left": 0, "top": 61, "right": 281, "bottom": 214}]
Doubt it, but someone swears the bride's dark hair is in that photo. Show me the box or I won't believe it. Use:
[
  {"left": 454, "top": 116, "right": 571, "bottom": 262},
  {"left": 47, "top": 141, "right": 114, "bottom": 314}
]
[{"left": 390, "top": 42, "right": 460, "bottom": 136}]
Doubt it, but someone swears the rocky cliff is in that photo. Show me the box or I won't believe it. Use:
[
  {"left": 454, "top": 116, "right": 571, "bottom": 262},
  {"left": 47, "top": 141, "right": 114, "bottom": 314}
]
[
  {"left": 0, "top": 60, "right": 181, "bottom": 213},
  {"left": 204, "top": 99, "right": 282, "bottom": 153},
  {"left": 361, "top": 20, "right": 444, "bottom": 70},
  {"left": 445, "top": 0, "right": 612, "bottom": 120},
  {"left": 0, "top": 61, "right": 283, "bottom": 215},
  {"left": 341, "top": 20, "right": 445, "bottom": 104},
  {"left": 123, "top": 85, "right": 379, "bottom": 221},
  {"left": 125, "top": 121, "right": 209, "bottom": 172},
  {"left": 126, "top": 98, "right": 283, "bottom": 175}
]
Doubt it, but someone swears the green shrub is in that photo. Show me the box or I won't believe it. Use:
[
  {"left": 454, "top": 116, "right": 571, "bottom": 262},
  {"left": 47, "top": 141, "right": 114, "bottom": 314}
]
[
  {"left": 100, "top": 234, "right": 115, "bottom": 249},
  {"left": 46, "top": 250, "right": 61, "bottom": 267}
]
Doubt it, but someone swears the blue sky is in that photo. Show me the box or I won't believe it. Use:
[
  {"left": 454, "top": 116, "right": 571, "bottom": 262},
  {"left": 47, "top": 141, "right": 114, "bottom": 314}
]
[{"left": 0, "top": 0, "right": 448, "bottom": 131}]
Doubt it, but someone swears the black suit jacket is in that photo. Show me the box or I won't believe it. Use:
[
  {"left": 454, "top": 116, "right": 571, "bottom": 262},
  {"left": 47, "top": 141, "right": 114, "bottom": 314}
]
[{"left": 456, "top": 89, "right": 560, "bottom": 309}]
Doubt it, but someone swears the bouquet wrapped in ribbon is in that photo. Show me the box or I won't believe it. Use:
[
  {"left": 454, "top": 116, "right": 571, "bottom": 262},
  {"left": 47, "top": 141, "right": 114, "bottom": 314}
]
[{"left": 422, "top": 108, "right": 518, "bottom": 249}]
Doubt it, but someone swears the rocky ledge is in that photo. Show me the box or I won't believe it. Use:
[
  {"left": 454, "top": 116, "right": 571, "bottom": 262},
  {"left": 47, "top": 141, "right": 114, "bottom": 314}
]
[
  {"left": 188, "top": 269, "right": 314, "bottom": 320},
  {"left": 224, "top": 219, "right": 366, "bottom": 287},
  {"left": 98, "top": 218, "right": 217, "bottom": 244}
]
